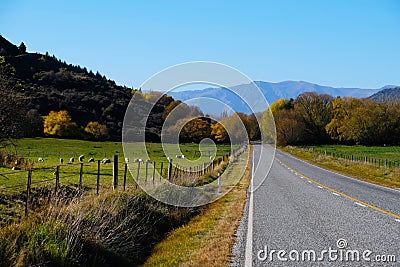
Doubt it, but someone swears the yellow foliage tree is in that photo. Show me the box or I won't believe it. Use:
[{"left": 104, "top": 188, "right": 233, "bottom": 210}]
[
  {"left": 43, "top": 110, "right": 79, "bottom": 137},
  {"left": 211, "top": 122, "right": 229, "bottom": 143},
  {"left": 84, "top": 121, "right": 108, "bottom": 140}
]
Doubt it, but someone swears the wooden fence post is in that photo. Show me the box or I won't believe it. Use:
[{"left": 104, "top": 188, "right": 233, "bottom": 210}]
[
  {"left": 113, "top": 155, "right": 118, "bottom": 190},
  {"left": 123, "top": 163, "right": 128, "bottom": 191},
  {"left": 168, "top": 158, "right": 172, "bottom": 181},
  {"left": 55, "top": 165, "right": 60, "bottom": 193},
  {"left": 96, "top": 160, "right": 100, "bottom": 195},
  {"left": 136, "top": 161, "right": 141, "bottom": 188},
  {"left": 25, "top": 169, "right": 32, "bottom": 217},
  {"left": 160, "top": 162, "right": 163, "bottom": 181},
  {"left": 79, "top": 163, "right": 83, "bottom": 190},
  {"left": 152, "top": 161, "right": 156, "bottom": 184}
]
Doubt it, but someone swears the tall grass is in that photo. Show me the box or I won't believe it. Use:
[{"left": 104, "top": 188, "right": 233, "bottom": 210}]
[{"left": 0, "top": 187, "right": 198, "bottom": 266}]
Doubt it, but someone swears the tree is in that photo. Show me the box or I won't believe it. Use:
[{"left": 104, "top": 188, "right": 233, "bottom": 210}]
[
  {"left": 43, "top": 110, "right": 80, "bottom": 138},
  {"left": 274, "top": 109, "right": 306, "bottom": 146},
  {"left": 0, "top": 57, "right": 27, "bottom": 147},
  {"left": 218, "top": 114, "right": 248, "bottom": 144},
  {"left": 177, "top": 117, "right": 211, "bottom": 143},
  {"left": 84, "top": 121, "right": 108, "bottom": 140},
  {"left": 211, "top": 122, "right": 229, "bottom": 143},
  {"left": 18, "top": 42, "right": 26, "bottom": 53},
  {"left": 294, "top": 92, "right": 333, "bottom": 144}
]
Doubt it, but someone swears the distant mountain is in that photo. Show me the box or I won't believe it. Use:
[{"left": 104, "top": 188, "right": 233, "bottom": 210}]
[
  {"left": 169, "top": 81, "right": 389, "bottom": 115},
  {"left": 369, "top": 87, "right": 400, "bottom": 103}
]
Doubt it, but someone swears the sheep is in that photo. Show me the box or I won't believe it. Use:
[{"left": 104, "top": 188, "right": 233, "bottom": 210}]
[
  {"left": 134, "top": 158, "right": 143, "bottom": 163},
  {"left": 176, "top": 155, "right": 185, "bottom": 159},
  {"left": 60, "top": 158, "right": 64, "bottom": 164},
  {"left": 38, "top": 157, "right": 44, "bottom": 162},
  {"left": 102, "top": 158, "right": 111, "bottom": 164},
  {"left": 78, "top": 155, "right": 85, "bottom": 162},
  {"left": 125, "top": 157, "right": 129, "bottom": 163},
  {"left": 69, "top": 157, "right": 74, "bottom": 164},
  {"left": 88, "top": 158, "right": 95, "bottom": 163}
]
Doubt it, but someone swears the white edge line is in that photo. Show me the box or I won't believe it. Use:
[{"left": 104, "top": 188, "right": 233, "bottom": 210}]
[
  {"left": 355, "top": 202, "right": 367, "bottom": 208},
  {"left": 244, "top": 149, "right": 254, "bottom": 267}
]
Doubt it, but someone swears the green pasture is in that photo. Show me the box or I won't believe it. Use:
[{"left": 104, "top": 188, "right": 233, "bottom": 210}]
[{"left": 0, "top": 138, "right": 236, "bottom": 192}]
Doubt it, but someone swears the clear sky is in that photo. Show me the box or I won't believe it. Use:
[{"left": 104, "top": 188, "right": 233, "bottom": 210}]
[{"left": 1, "top": 0, "right": 399, "bottom": 89}]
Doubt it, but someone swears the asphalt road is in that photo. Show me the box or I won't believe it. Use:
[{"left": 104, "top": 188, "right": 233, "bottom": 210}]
[{"left": 231, "top": 144, "right": 400, "bottom": 266}]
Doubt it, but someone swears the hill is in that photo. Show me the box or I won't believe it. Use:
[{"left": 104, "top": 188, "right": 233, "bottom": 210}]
[
  {"left": 0, "top": 35, "right": 185, "bottom": 141},
  {"left": 169, "top": 81, "right": 387, "bottom": 115},
  {"left": 369, "top": 87, "right": 400, "bottom": 103}
]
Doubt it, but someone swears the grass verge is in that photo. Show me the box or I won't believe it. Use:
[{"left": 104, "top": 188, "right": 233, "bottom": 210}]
[
  {"left": 142, "top": 148, "right": 251, "bottom": 267},
  {"left": 282, "top": 146, "right": 400, "bottom": 189}
]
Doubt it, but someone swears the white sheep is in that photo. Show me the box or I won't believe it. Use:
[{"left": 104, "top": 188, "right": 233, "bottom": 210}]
[
  {"left": 69, "top": 157, "right": 74, "bottom": 164},
  {"left": 38, "top": 157, "right": 44, "bottom": 162},
  {"left": 134, "top": 158, "right": 143, "bottom": 163},
  {"left": 88, "top": 158, "right": 95, "bottom": 163},
  {"left": 125, "top": 157, "right": 129, "bottom": 163},
  {"left": 102, "top": 158, "right": 111, "bottom": 164},
  {"left": 78, "top": 155, "right": 85, "bottom": 162}
]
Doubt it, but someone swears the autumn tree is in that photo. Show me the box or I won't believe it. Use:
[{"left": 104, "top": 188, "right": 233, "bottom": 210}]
[
  {"left": 84, "top": 121, "right": 108, "bottom": 140},
  {"left": 218, "top": 114, "right": 248, "bottom": 144},
  {"left": 43, "top": 110, "right": 80, "bottom": 138},
  {"left": 211, "top": 122, "right": 229, "bottom": 143},
  {"left": 178, "top": 117, "right": 211, "bottom": 143}
]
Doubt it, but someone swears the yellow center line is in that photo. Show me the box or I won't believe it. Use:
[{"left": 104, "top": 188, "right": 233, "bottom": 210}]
[{"left": 276, "top": 158, "right": 400, "bottom": 220}]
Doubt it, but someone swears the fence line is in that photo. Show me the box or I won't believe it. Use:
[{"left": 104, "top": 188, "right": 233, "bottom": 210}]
[
  {"left": 306, "top": 148, "right": 400, "bottom": 169},
  {"left": 1, "top": 145, "right": 248, "bottom": 218}
]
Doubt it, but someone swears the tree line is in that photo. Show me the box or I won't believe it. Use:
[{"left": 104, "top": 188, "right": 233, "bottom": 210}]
[{"left": 262, "top": 92, "right": 400, "bottom": 146}]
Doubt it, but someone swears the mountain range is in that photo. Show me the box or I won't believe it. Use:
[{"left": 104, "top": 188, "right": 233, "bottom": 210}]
[{"left": 169, "top": 81, "right": 396, "bottom": 115}]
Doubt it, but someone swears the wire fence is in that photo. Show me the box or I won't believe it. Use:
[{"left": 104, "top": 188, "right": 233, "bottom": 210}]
[
  {"left": 299, "top": 147, "right": 400, "bottom": 169},
  {"left": 0, "top": 145, "right": 247, "bottom": 218}
]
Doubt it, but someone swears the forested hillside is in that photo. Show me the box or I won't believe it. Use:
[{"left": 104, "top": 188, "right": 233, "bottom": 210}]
[
  {"left": 0, "top": 35, "right": 191, "bottom": 141},
  {"left": 369, "top": 87, "right": 400, "bottom": 103}
]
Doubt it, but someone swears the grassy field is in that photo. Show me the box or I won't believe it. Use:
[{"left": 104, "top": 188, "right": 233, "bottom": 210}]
[
  {"left": 0, "top": 138, "right": 235, "bottom": 190},
  {"left": 0, "top": 139, "right": 249, "bottom": 266},
  {"left": 283, "top": 145, "right": 400, "bottom": 188},
  {"left": 0, "top": 138, "right": 239, "bottom": 227}
]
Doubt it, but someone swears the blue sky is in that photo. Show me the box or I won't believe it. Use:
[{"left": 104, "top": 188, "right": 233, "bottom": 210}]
[{"left": 1, "top": 0, "right": 399, "bottom": 89}]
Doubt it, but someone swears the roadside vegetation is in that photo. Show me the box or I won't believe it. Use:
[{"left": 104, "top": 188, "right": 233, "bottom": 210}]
[
  {"left": 142, "top": 147, "right": 250, "bottom": 267},
  {"left": 282, "top": 146, "right": 400, "bottom": 188},
  {"left": 0, "top": 138, "right": 246, "bottom": 266}
]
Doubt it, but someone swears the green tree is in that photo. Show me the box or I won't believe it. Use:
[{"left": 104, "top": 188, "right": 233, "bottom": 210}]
[{"left": 18, "top": 42, "right": 26, "bottom": 53}]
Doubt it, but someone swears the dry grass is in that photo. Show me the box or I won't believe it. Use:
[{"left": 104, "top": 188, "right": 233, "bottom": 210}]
[
  {"left": 142, "top": 148, "right": 251, "bottom": 267},
  {"left": 0, "top": 187, "right": 197, "bottom": 266},
  {"left": 282, "top": 146, "right": 400, "bottom": 188}
]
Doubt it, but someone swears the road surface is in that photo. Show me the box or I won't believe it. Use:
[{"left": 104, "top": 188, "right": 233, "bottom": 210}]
[{"left": 231, "top": 144, "right": 399, "bottom": 266}]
